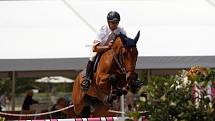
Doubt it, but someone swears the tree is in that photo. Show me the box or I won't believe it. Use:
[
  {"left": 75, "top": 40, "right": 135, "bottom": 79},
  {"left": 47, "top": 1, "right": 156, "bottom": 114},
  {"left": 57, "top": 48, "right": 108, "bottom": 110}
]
[{"left": 137, "top": 66, "right": 215, "bottom": 121}]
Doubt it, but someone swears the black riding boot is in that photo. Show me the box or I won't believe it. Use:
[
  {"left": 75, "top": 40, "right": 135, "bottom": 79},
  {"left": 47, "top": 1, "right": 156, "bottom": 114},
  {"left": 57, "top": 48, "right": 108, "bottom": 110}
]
[{"left": 81, "top": 61, "right": 94, "bottom": 91}]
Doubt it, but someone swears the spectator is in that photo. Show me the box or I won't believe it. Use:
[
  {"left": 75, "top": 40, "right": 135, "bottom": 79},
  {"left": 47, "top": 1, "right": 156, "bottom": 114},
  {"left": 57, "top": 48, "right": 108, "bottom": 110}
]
[
  {"left": 22, "top": 90, "right": 38, "bottom": 110},
  {"left": 51, "top": 97, "right": 67, "bottom": 119}
]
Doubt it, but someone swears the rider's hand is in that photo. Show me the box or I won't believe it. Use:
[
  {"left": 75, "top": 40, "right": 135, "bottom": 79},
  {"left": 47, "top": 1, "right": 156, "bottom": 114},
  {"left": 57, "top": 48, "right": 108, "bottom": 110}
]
[
  {"left": 93, "top": 40, "right": 100, "bottom": 44},
  {"left": 108, "top": 40, "right": 114, "bottom": 48}
]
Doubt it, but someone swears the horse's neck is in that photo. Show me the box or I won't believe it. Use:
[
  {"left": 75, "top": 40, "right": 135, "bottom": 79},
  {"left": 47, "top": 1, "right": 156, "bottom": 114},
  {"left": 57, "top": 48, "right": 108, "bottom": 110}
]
[
  {"left": 95, "top": 38, "right": 122, "bottom": 74},
  {"left": 111, "top": 37, "right": 122, "bottom": 53}
]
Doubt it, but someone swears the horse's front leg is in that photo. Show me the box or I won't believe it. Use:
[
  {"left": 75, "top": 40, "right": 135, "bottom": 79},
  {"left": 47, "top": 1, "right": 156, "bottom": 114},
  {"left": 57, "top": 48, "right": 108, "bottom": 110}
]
[
  {"left": 94, "top": 73, "right": 117, "bottom": 105},
  {"left": 96, "top": 73, "right": 111, "bottom": 91}
]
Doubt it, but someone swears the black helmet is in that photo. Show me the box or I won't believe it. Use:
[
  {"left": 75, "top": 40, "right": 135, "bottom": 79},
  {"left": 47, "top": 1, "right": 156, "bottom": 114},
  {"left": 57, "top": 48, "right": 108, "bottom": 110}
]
[{"left": 107, "top": 11, "right": 120, "bottom": 22}]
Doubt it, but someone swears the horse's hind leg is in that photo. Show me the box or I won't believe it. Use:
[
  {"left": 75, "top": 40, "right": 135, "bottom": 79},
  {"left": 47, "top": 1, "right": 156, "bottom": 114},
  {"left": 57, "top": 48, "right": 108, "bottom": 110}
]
[
  {"left": 72, "top": 73, "right": 87, "bottom": 117},
  {"left": 81, "top": 106, "right": 91, "bottom": 118}
]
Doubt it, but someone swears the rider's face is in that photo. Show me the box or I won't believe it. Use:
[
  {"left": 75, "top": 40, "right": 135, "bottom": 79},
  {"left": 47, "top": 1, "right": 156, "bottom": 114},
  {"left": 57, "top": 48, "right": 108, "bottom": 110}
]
[{"left": 108, "top": 21, "right": 119, "bottom": 31}]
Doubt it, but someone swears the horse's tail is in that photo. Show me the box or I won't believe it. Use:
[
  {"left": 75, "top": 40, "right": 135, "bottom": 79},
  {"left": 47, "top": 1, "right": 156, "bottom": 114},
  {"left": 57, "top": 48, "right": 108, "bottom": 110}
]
[{"left": 72, "top": 71, "right": 85, "bottom": 115}]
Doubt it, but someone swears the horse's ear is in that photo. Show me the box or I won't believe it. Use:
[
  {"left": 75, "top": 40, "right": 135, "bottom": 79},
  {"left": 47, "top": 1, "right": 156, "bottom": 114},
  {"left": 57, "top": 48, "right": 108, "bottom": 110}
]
[
  {"left": 119, "top": 32, "right": 127, "bottom": 39},
  {"left": 133, "top": 31, "right": 140, "bottom": 44}
]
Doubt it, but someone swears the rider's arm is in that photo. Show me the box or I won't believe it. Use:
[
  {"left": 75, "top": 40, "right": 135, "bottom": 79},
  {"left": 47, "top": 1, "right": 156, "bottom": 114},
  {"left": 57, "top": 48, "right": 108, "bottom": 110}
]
[
  {"left": 93, "top": 25, "right": 114, "bottom": 53},
  {"left": 93, "top": 40, "right": 113, "bottom": 53}
]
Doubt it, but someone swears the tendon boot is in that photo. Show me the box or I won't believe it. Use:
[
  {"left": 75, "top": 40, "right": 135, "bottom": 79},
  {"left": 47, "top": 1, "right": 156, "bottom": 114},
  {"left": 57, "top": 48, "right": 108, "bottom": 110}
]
[{"left": 81, "top": 61, "right": 94, "bottom": 91}]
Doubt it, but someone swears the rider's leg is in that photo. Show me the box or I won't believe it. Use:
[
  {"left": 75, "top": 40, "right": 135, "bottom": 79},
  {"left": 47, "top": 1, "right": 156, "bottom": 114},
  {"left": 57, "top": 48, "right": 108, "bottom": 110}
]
[
  {"left": 81, "top": 60, "right": 94, "bottom": 90},
  {"left": 81, "top": 50, "right": 97, "bottom": 91}
]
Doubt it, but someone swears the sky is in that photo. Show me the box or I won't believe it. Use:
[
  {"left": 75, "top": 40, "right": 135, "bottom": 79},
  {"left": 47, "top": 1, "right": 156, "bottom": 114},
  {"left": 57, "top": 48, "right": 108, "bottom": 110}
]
[{"left": 0, "top": 0, "right": 215, "bottom": 59}]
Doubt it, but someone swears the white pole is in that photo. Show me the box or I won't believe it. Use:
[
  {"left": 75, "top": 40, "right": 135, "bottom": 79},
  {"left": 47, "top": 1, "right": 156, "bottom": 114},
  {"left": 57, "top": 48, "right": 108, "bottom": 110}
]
[
  {"left": 147, "top": 69, "right": 151, "bottom": 82},
  {"left": 11, "top": 71, "right": 16, "bottom": 111},
  {"left": 120, "top": 95, "right": 125, "bottom": 118}
]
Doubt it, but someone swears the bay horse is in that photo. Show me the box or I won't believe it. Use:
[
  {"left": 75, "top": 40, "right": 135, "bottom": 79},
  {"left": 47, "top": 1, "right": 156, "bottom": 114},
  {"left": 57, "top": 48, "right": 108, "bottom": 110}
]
[{"left": 72, "top": 31, "right": 140, "bottom": 117}]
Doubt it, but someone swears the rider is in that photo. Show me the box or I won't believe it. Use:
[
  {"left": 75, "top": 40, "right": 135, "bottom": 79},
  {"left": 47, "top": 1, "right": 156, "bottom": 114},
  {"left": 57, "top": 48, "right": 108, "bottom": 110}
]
[{"left": 81, "top": 11, "right": 127, "bottom": 91}]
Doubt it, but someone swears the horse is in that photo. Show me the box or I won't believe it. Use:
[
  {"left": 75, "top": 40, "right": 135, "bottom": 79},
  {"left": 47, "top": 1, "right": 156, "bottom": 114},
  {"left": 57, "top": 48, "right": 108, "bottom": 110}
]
[{"left": 72, "top": 31, "right": 140, "bottom": 117}]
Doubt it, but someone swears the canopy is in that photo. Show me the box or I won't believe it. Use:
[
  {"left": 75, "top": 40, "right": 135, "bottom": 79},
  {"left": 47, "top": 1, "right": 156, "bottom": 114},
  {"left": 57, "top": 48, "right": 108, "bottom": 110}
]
[
  {"left": 0, "top": 0, "right": 215, "bottom": 70},
  {"left": 35, "top": 76, "right": 74, "bottom": 83}
]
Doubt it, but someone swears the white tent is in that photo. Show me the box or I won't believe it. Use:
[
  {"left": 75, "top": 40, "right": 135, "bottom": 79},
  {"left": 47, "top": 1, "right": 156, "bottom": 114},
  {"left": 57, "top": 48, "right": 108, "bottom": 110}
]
[
  {"left": 1, "top": 0, "right": 215, "bottom": 111},
  {"left": 35, "top": 76, "right": 74, "bottom": 83},
  {"left": 0, "top": 0, "right": 215, "bottom": 71}
]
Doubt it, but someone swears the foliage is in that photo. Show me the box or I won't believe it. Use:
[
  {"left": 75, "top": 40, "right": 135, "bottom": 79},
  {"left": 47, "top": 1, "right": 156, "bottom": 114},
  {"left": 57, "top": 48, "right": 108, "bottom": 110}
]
[
  {"left": 0, "top": 116, "right": 5, "bottom": 121},
  {"left": 16, "top": 78, "right": 40, "bottom": 94},
  {"left": 0, "top": 77, "right": 72, "bottom": 96},
  {"left": 138, "top": 66, "right": 215, "bottom": 121},
  {"left": 126, "top": 111, "right": 142, "bottom": 121},
  {"left": 0, "top": 78, "right": 11, "bottom": 95},
  {"left": 0, "top": 77, "right": 38, "bottom": 96}
]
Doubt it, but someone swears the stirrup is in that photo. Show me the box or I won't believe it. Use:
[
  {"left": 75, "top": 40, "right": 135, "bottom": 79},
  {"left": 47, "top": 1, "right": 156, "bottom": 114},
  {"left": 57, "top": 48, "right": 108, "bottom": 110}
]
[{"left": 81, "top": 78, "right": 91, "bottom": 92}]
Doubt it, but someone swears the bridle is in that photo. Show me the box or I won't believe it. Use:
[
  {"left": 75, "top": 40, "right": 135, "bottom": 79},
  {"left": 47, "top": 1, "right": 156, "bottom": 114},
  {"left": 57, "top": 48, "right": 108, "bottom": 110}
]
[
  {"left": 110, "top": 48, "right": 126, "bottom": 74},
  {"left": 109, "top": 33, "right": 137, "bottom": 75}
]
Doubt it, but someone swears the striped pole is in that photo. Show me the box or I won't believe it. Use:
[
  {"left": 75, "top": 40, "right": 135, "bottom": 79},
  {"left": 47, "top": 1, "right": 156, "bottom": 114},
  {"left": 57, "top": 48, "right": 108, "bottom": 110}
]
[{"left": 17, "top": 117, "right": 123, "bottom": 121}]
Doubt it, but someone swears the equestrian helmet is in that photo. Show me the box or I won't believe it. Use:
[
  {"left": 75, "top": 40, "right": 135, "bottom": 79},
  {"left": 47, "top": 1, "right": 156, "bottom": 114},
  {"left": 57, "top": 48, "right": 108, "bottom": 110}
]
[{"left": 107, "top": 11, "right": 120, "bottom": 22}]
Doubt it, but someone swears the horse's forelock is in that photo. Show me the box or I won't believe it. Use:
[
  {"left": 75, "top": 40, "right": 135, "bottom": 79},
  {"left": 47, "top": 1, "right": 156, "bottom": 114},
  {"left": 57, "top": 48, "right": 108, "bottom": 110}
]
[{"left": 117, "top": 33, "right": 137, "bottom": 48}]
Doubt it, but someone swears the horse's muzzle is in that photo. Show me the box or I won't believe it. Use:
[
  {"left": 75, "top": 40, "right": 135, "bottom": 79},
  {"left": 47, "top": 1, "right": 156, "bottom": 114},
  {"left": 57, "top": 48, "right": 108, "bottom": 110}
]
[{"left": 126, "top": 72, "right": 143, "bottom": 93}]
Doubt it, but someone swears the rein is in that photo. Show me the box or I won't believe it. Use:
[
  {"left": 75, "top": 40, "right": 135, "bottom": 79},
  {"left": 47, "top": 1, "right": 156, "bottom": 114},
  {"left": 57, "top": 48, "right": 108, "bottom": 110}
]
[{"left": 110, "top": 48, "right": 126, "bottom": 74}]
